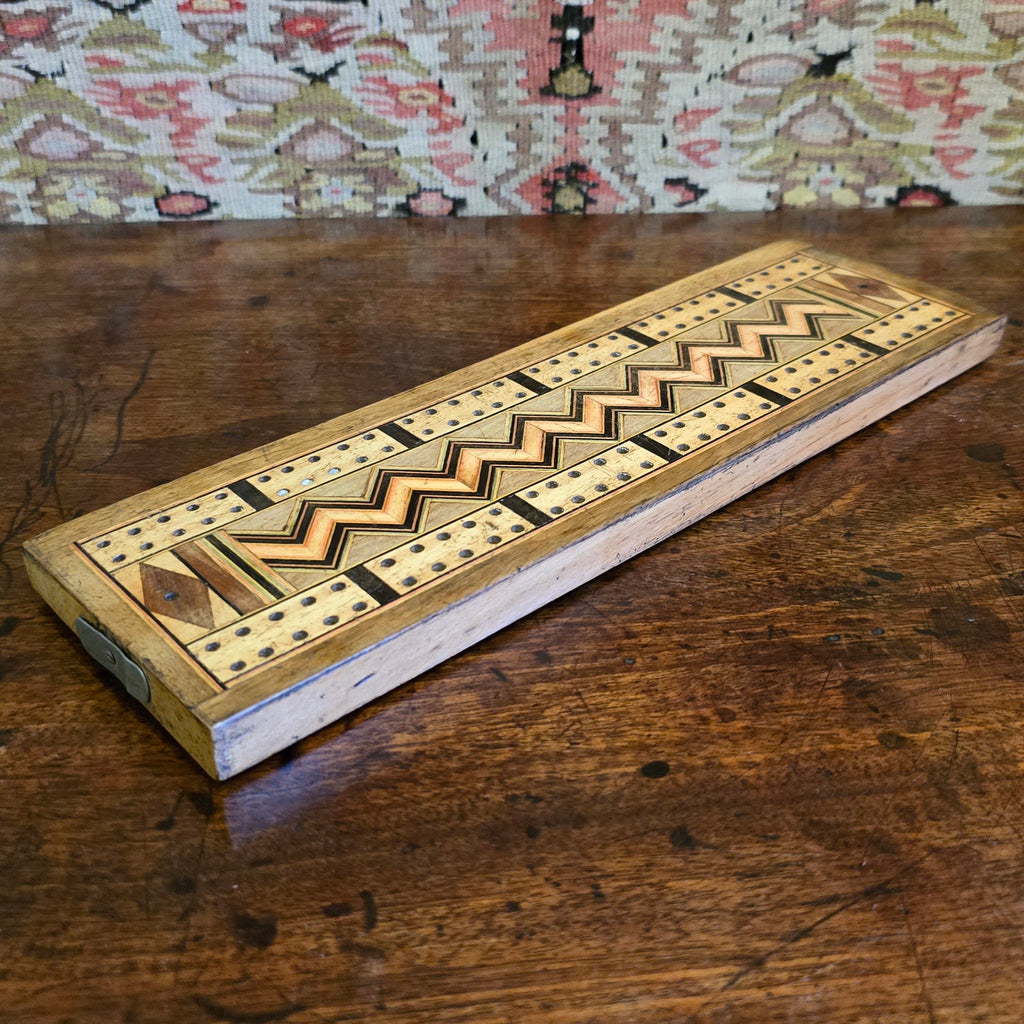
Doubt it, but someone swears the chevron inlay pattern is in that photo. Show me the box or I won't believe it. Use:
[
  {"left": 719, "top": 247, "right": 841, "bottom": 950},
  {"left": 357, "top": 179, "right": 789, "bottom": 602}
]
[
  {"left": 73, "top": 249, "right": 971, "bottom": 688},
  {"left": 231, "top": 299, "right": 861, "bottom": 571}
]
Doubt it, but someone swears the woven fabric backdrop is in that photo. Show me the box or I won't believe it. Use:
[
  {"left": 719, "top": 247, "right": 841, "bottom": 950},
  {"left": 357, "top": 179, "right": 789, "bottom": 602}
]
[{"left": 1, "top": 0, "right": 1023, "bottom": 223}]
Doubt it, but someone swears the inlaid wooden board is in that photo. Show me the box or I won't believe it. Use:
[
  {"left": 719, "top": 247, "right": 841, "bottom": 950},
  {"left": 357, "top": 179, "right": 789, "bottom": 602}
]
[{"left": 23, "top": 240, "right": 1006, "bottom": 779}]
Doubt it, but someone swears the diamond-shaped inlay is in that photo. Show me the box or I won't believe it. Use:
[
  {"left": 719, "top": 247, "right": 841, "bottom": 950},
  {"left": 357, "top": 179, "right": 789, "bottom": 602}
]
[{"left": 140, "top": 562, "right": 215, "bottom": 629}]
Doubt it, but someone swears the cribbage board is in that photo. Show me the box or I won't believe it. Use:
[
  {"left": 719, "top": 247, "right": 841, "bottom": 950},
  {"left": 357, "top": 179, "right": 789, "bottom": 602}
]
[{"left": 24, "top": 241, "right": 1006, "bottom": 778}]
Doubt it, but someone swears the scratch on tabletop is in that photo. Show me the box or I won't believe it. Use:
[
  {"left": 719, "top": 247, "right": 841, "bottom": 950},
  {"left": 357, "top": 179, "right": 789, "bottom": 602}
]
[
  {"left": 0, "top": 382, "right": 88, "bottom": 592},
  {"left": 0, "top": 353, "right": 153, "bottom": 595},
  {"left": 942, "top": 729, "right": 960, "bottom": 783},
  {"left": 574, "top": 687, "right": 595, "bottom": 718},
  {"left": 683, "top": 852, "right": 932, "bottom": 1018},
  {"left": 899, "top": 892, "right": 938, "bottom": 1024},
  {"left": 89, "top": 349, "right": 155, "bottom": 470},
  {"left": 812, "top": 662, "right": 837, "bottom": 708},
  {"left": 972, "top": 531, "right": 1024, "bottom": 633},
  {"left": 172, "top": 786, "right": 214, "bottom": 983}
]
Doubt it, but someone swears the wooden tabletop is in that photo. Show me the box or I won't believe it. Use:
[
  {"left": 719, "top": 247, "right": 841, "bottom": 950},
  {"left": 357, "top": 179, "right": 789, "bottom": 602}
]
[{"left": 2, "top": 206, "right": 1023, "bottom": 1023}]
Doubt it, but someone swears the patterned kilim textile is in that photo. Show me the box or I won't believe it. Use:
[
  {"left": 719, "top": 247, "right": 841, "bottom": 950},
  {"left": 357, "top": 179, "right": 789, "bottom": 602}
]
[{"left": 0, "top": 1, "right": 1022, "bottom": 223}]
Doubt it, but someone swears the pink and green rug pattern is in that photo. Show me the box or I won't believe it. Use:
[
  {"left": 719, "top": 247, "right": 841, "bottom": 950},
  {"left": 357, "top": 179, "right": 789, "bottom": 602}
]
[{"left": 0, "top": 0, "right": 1022, "bottom": 223}]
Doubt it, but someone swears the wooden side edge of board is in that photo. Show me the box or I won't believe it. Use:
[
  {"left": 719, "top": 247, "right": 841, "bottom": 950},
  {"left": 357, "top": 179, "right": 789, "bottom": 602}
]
[{"left": 23, "top": 240, "right": 1007, "bottom": 779}]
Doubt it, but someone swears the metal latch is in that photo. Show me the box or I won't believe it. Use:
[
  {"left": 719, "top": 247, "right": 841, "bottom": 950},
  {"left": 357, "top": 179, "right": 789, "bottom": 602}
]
[{"left": 75, "top": 617, "right": 150, "bottom": 704}]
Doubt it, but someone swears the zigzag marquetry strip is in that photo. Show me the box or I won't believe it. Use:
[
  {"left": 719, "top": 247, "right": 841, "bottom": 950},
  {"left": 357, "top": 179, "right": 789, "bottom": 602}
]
[
  {"left": 24, "top": 241, "right": 1006, "bottom": 779},
  {"left": 76, "top": 253, "right": 837, "bottom": 571}
]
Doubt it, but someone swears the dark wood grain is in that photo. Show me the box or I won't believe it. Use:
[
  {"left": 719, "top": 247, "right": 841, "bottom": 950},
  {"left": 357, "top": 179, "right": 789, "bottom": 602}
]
[{"left": 2, "top": 207, "right": 1023, "bottom": 1023}]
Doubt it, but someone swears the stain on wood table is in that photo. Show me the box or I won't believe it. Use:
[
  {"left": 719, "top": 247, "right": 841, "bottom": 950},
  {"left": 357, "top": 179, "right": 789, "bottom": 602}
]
[{"left": 1, "top": 207, "right": 1023, "bottom": 1022}]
